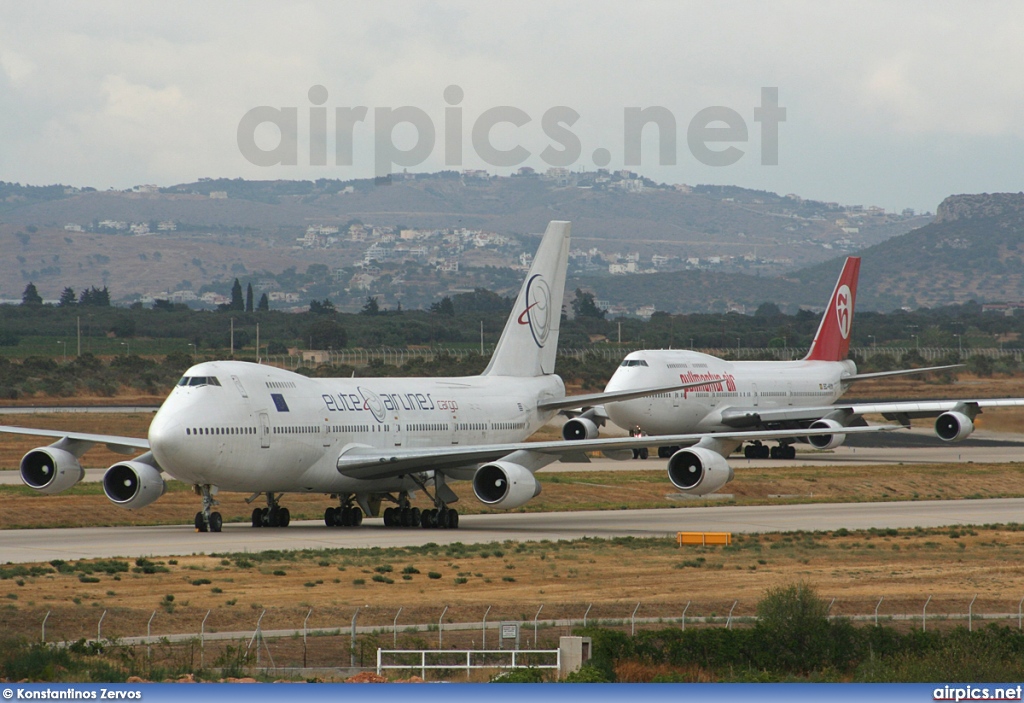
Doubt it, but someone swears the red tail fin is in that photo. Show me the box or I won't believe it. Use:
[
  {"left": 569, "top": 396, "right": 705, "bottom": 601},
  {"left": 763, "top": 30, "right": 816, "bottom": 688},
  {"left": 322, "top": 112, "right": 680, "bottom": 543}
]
[{"left": 804, "top": 257, "right": 860, "bottom": 362}]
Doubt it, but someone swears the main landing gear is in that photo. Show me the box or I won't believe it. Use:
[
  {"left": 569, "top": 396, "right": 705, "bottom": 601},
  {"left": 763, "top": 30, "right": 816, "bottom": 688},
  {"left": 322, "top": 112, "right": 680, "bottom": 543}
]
[
  {"left": 325, "top": 494, "right": 363, "bottom": 527},
  {"left": 743, "top": 441, "right": 796, "bottom": 460},
  {"left": 383, "top": 488, "right": 460, "bottom": 529},
  {"left": 249, "top": 492, "right": 291, "bottom": 528},
  {"left": 194, "top": 484, "right": 223, "bottom": 533}
]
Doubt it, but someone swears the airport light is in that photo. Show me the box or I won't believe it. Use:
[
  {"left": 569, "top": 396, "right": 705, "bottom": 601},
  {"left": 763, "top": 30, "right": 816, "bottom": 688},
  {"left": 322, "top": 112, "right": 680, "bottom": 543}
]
[
  {"left": 120, "top": 341, "right": 129, "bottom": 356},
  {"left": 188, "top": 343, "right": 196, "bottom": 362}
]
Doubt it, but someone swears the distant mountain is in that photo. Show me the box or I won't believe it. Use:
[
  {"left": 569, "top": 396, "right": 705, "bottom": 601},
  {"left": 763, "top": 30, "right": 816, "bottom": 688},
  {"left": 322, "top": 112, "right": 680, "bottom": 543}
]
[
  {"left": 0, "top": 174, "right": 927, "bottom": 306},
  {"left": 792, "top": 193, "right": 1024, "bottom": 310}
]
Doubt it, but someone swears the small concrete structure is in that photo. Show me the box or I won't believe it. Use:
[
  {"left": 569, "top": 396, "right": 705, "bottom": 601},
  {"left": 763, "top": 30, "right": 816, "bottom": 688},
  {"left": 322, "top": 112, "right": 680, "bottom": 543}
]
[{"left": 558, "top": 636, "right": 592, "bottom": 679}]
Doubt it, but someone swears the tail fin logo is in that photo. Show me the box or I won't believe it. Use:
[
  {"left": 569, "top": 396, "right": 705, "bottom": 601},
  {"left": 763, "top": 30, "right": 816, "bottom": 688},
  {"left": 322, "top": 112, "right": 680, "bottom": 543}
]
[
  {"left": 517, "top": 274, "right": 552, "bottom": 348},
  {"left": 835, "top": 284, "right": 852, "bottom": 340}
]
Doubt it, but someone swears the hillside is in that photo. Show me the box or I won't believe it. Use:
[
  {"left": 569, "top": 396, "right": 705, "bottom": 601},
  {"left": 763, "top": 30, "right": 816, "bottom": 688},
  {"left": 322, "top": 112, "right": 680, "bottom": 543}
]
[
  {"left": 0, "top": 174, "right": 926, "bottom": 306},
  {"left": 792, "top": 193, "right": 1024, "bottom": 310}
]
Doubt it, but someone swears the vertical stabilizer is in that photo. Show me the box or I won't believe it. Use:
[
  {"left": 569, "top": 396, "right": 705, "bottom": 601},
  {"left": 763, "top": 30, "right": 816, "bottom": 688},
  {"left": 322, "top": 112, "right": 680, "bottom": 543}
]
[
  {"left": 483, "top": 221, "right": 571, "bottom": 377},
  {"left": 804, "top": 256, "right": 860, "bottom": 362}
]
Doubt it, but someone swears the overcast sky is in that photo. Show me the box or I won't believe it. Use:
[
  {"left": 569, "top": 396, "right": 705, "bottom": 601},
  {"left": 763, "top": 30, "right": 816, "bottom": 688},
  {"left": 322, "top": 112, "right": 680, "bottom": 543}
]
[{"left": 1, "top": 1, "right": 1021, "bottom": 212}]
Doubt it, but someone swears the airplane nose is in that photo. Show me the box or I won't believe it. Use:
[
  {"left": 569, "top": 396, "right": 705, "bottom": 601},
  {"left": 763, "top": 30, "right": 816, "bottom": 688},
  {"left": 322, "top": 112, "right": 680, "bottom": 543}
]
[{"left": 147, "top": 409, "right": 182, "bottom": 467}]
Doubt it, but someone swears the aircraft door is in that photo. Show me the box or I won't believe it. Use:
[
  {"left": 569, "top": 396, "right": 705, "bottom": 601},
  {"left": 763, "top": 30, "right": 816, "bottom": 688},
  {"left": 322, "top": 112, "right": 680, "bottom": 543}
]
[
  {"left": 322, "top": 416, "right": 332, "bottom": 447},
  {"left": 752, "top": 383, "right": 759, "bottom": 407},
  {"left": 259, "top": 412, "right": 270, "bottom": 449}
]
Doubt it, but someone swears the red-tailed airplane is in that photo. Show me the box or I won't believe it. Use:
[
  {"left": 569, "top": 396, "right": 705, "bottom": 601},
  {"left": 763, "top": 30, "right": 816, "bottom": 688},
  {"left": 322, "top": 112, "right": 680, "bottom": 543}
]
[{"left": 562, "top": 256, "right": 1024, "bottom": 495}]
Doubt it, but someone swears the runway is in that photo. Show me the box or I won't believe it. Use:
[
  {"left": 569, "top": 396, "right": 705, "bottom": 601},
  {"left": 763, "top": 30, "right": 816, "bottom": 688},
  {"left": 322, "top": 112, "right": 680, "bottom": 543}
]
[{"left": 3, "top": 497, "right": 1023, "bottom": 563}]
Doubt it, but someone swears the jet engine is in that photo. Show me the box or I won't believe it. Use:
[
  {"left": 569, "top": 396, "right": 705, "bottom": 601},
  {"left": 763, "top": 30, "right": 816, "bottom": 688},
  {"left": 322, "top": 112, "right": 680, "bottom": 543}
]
[
  {"left": 102, "top": 461, "right": 166, "bottom": 510},
  {"left": 935, "top": 411, "right": 974, "bottom": 443},
  {"left": 562, "top": 417, "right": 599, "bottom": 441},
  {"left": 472, "top": 461, "right": 541, "bottom": 509},
  {"left": 666, "top": 447, "right": 734, "bottom": 496},
  {"left": 806, "top": 419, "right": 847, "bottom": 450},
  {"left": 20, "top": 447, "right": 84, "bottom": 494}
]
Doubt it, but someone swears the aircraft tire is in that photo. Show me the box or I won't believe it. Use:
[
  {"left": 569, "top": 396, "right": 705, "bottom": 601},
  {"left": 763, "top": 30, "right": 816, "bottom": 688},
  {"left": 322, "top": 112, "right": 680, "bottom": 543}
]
[
  {"left": 194, "top": 512, "right": 207, "bottom": 532},
  {"left": 209, "top": 512, "right": 223, "bottom": 533},
  {"left": 278, "top": 507, "right": 290, "bottom": 527},
  {"left": 253, "top": 508, "right": 264, "bottom": 527},
  {"left": 325, "top": 507, "right": 336, "bottom": 527}
]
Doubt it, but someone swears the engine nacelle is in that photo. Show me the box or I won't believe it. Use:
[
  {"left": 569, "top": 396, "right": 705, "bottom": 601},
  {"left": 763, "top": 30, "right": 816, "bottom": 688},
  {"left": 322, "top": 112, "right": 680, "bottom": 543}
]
[
  {"left": 20, "top": 447, "right": 84, "bottom": 494},
  {"left": 666, "top": 447, "right": 734, "bottom": 496},
  {"left": 472, "top": 461, "right": 541, "bottom": 509},
  {"left": 103, "top": 461, "right": 166, "bottom": 510},
  {"left": 935, "top": 411, "right": 974, "bottom": 443},
  {"left": 807, "top": 419, "right": 847, "bottom": 450},
  {"left": 562, "top": 417, "right": 599, "bottom": 441}
]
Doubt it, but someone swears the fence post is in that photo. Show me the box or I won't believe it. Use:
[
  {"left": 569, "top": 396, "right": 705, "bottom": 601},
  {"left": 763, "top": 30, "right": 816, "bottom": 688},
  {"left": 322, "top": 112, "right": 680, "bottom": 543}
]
[
  {"left": 631, "top": 602, "right": 640, "bottom": 636},
  {"left": 147, "top": 611, "right": 156, "bottom": 659},
  {"left": 351, "top": 609, "right": 360, "bottom": 667},
  {"left": 41, "top": 611, "right": 50, "bottom": 643},
  {"left": 97, "top": 610, "right": 107, "bottom": 642},
  {"left": 875, "top": 597, "right": 883, "bottom": 626},
  {"left": 482, "top": 605, "right": 491, "bottom": 649},
  {"left": 681, "top": 601, "right": 691, "bottom": 631},
  {"left": 200, "top": 610, "right": 210, "bottom": 669},
  {"left": 393, "top": 607, "right": 402, "bottom": 649},
  {"left": 438, "top": 605, "right": 448, "bottom": 649},
  {"left": 252, "top": 609, "right": 266, "bottom": 668},
  {"left": 827, "top": 598, "right": 835, "bottom": 620},
  {"left": 303, "top": 608, "right": 313, "bottom": 668},
  {"left": 583, "top": 603, "right": 592, "bottom": 628},
  {"left": 534, "top": 605, "right": 544, "bottom": 647},
  {"left": 1019, "top": 596, "right": 1024, "bottom": 631},
  {"left": 922, "top": 596, "right": 932, "bottom": 632},
  {"left": 726, "top": 601, "right": 738, "bottom": 630},
  {"left": 969, "top": 594, "right": 977, "bottom": 632}
]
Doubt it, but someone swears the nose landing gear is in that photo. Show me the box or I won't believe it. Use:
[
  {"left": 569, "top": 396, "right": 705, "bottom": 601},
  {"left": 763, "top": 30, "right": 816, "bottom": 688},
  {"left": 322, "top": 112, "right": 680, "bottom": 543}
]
[{"left": 193, "top": 484, "right": 223, "bottom": 533}]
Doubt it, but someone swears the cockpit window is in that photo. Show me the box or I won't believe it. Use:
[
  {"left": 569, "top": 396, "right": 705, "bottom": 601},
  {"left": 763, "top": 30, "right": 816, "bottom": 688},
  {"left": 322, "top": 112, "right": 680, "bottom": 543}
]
[
  {"left": 177, "top": 376, "right": 222, "bottom": 387},
  {"left": 618, "top": 359, "right": 649, "bottom": 367}
]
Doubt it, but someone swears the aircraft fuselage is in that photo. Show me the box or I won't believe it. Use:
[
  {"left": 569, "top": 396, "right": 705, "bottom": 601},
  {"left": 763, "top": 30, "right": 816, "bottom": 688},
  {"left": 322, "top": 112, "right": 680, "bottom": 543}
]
[
  {"left": 148, "top": 360, "right": 564, "bottom": 494},
  {"left": 604, "top": 350, "right": 856, "bottom": 434}
]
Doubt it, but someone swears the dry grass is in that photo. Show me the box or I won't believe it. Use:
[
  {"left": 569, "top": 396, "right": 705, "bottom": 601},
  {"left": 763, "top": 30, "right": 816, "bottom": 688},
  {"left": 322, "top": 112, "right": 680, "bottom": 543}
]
[{"left": 1, "top": 524, "right": 1024, "bottom": 646}]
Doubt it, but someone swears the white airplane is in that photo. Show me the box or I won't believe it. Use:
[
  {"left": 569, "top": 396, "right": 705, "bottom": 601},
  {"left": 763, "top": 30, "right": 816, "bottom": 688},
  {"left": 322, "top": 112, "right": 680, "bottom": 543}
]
[
  {"left": 3, "top": 222, "right": 894, "bottom": 532},
  {"left": 573, "top": 256, "right": 1024, "bottom": 482}
]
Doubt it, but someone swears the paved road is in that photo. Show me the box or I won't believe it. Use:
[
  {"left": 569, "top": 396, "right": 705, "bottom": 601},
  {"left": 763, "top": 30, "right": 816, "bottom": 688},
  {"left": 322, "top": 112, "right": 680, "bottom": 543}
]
[{"left": 3, "top": 498, "right": 1023, "bottom": 563}]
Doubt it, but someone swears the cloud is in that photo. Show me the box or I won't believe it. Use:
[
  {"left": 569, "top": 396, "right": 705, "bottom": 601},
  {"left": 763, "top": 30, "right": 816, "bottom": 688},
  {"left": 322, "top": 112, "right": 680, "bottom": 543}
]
[{"left": 0, "top": 1, "right": 1022, "bottom": 210}]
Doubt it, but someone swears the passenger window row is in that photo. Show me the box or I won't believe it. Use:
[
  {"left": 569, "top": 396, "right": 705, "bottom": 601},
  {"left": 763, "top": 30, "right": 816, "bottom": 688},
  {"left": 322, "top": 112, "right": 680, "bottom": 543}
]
[{"left": 186, "top": 426, "right": 255, "bottom": 436}]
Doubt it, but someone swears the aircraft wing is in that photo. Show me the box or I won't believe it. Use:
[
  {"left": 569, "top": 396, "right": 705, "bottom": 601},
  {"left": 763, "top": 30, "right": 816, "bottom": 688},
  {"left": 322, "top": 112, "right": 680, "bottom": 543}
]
[
  {"left": 841, "top": 364, "right": 963, "bottom": 382},
  {"left": 335, "top": 424, "right": 899, "bottom": 480},
  {"left": 719, "top": 398, "right": 1024, "bottom": 428},
  {"left": 0, "top": 425, "right": 149, "bottom": 454},
  {"left": 537, "top": 380, "right": 711, "bottom": 411}
]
